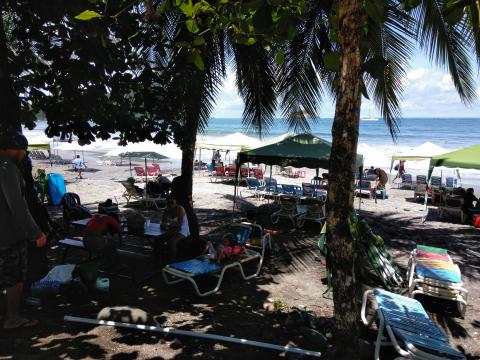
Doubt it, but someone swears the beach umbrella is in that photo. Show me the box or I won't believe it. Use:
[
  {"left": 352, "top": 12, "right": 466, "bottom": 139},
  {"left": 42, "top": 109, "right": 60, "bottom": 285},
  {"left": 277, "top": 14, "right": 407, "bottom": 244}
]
[{"left": 118, "top": 151, "right": 169, "bottom": 179}]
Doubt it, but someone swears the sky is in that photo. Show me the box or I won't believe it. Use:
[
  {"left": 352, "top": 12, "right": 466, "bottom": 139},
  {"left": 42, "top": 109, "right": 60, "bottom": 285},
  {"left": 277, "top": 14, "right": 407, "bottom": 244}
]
[{"left": 211, "top": 52, "right": 480, "bottom": 119}]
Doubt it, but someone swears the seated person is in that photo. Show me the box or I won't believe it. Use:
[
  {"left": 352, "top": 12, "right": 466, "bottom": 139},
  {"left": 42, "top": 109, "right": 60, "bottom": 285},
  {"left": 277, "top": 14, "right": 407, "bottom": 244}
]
[
  {"left": 374, "top": 168, "right": 388, "bottom": 190},
  {"left": 83, "top": 214, "right": 122, "bottom": 253},
  {"left": 126, "top": 177, "right": 143, "bottom": 196},
  {"left": 159, "top": 196, "right": 190, "bottom": 262},
  {"left": 462, "top": 188, "right": 480, "bottom": 221},
  {"left": 146, "top": 175, "right": 171, "bottom": 197}
]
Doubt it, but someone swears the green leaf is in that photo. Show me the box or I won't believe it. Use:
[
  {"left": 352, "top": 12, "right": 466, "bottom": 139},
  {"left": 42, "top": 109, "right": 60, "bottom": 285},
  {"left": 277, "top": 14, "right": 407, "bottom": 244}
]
[
  {"left": 179, "top": 0, "right": 194, "bottom": 17},
  {"left": 245, "top": 37, "right": 257, "bottom": 45},
  {"left": 74, "top": 10, "right": 102, "bottom": 21},
  {"left": 193, "top": 52, "right": 205, "bottom": 70},
  {"left": 444, "top": 7, "right": 464, "bottom": 24},
  {"left": 185, "top": 19, "right": 199, "bottom": 33},
  {"left": 364, "top": 0, "right": 385, "bottom": 23},
  {"left": 323, "top": 52, "right": 340, "bottom": 71},
  {"left": 193, "top": 36, "right": 206, "bottom": 46},
  {"left": 275, "top": 50, "right": 285, "bottom": 65}
]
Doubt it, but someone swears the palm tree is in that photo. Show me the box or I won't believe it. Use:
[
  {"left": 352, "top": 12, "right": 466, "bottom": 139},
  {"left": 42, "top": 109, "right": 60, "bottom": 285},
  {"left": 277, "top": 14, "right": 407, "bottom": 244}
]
[
  {"left": 152, "top": 9, "right": 309, "bottom": 237},
  {"left": 278, "top": 0, "right": 479, "bottom": 353}
]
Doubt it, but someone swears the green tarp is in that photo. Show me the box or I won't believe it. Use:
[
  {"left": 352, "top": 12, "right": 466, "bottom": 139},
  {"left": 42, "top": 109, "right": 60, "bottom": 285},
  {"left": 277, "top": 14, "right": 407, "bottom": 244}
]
[
  {"left": 428, "top": 144, "right": 480, "bottom": 178},
  {"left": 237, "top": 133, "right": 363, "bottom": 169}
]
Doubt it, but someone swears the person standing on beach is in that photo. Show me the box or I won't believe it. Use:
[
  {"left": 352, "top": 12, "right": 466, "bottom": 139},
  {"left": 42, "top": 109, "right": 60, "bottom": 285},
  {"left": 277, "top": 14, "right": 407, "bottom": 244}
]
[
  {"left": 72, "top": 155, "right": 85, "bottom": 179},
  {"left": 374, "top": 168, "right": 388, "bottom": 189},
  {"left": 0, "top": 132, "right": 46, "bottom": 329}
]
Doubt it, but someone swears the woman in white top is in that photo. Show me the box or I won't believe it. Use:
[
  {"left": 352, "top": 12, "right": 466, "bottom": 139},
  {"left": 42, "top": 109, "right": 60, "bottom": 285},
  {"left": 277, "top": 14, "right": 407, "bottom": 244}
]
[{"left": 160, "top": 196, "right": 190, "bottom": 262}]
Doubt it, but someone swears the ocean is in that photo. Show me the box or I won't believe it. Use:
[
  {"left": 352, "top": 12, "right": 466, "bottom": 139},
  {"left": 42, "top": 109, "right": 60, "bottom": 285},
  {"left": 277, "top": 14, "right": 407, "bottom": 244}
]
[
  {"left": 204, "top": 117, "right": 480, "bottom": 150},
  {"left": 25, "top": 117, "right": 480, "bottom": 187}
]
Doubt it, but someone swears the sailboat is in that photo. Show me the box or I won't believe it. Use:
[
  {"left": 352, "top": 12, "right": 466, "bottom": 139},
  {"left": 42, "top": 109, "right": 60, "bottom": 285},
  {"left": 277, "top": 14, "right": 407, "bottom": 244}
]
[{"left": 361, "top": 101, "right": 379, "bottom": 121}]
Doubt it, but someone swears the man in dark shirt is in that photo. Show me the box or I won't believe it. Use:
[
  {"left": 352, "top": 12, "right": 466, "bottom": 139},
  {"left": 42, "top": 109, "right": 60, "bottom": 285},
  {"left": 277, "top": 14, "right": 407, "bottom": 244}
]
[{"left": 0, "top": 132, "right": 46, "bottom": 329}]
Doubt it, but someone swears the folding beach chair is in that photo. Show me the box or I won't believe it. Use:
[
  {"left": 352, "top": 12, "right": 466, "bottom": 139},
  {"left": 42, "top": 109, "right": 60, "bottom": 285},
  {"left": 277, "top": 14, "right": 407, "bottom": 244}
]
[
  {"left": 162, "top": 223, "right": 270, "bottom": 296},
  {"left": 361, "top": 288, "right": 466, "bottom": 360},
  {"left": 121, "top": 182, "right": 143, "bottom": 205},
  {"left": 416, "top": 175, "right": 427, "bottom": 185},
  {"left": 297, "top": 198, "right": 325, "bottom": 228},
  {"left": 364, "top": 243, "right": 405, "bottom": 291},
  {"left": 281, "top": 184, "right": 302, "bottom": 197},
  {"left": 355, "top": 180, "right": 374, "bottom": 198},
  {"left": 240, "top": 177, "right": 266, "bottom": 199},
  {"left": 407, "top": 245, "right": 468, "bottom": 317},
  {"left": 210, "top": 166, "right": 226, "bottom": 183},
  {"left": 263, "top": 177, "right": 282, "bottom": 200},
  {"left": 252, "top": 168, "right": 264, "bottom": 180},
  {"left": 271, "top": 196, "right": 299, "bottom": 227},
  {"left": 147, "top": 165, "right": 159, "bottom": 176},
  {"left": 400, "top": 174, "right": 413, "bottom": 189}
]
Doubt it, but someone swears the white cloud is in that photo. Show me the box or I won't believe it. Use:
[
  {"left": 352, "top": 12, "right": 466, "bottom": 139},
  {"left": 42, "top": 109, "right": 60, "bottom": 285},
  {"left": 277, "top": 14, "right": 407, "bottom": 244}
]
[{"left": 211, "top": 64, "right": 480, "bottom": 119}]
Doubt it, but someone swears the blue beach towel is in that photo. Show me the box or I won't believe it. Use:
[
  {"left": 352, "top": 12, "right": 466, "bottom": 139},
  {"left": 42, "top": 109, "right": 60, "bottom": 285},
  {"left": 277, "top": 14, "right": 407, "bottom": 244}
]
[{"left": 169, "top": 259, "right": 221, "bottom": 275}]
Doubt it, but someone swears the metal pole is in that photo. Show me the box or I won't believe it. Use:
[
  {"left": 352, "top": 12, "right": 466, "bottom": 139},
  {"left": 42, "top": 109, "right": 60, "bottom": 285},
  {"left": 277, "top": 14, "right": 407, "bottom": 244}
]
[
  {"left": 64, "top": 316, "right": 322, "bottom": 357},
  {"left": 268, "top": 165, "right": 272, "bottom": 205},
  {"left": 144, "top": 157, "right": 148, "bottom": 183},
  {"left": 129, "top": 157, "right": 132, "bottom": 177}
]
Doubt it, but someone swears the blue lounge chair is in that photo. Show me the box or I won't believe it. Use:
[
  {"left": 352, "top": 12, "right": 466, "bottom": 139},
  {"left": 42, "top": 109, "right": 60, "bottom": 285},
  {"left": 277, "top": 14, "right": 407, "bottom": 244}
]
[
  {"left": 281, "top": 184, "right": 302, "bottom": 197},
  {"left": 361, "top": 288, "right": 466, "bottom": 360},
  {"left": 162, "top": 223, "right": 270, "bottom": 296},
  {"left": 240, "top": 177, "right": 266, "bottom": 199}
]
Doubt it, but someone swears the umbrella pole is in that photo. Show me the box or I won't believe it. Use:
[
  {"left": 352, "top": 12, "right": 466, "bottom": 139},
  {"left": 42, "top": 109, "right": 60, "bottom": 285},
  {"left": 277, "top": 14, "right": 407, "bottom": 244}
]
[
  {"left": 144, "top": 157, "right": 148, "bottom": 184},
  {"left": 268, "top": 165, "right": 272, "bottom": 205},
  {"left": 129, "top": 157, "right": 132, "bottom": 177}
]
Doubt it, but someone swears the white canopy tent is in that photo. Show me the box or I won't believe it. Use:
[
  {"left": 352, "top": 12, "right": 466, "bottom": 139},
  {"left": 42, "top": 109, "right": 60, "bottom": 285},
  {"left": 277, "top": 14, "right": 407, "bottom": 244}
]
[
  {"left": 390, "top": 142, "right": 447, "bottom": 173},
  {"left": 196, "top": 132, "right": 262, "bottom": 152}
]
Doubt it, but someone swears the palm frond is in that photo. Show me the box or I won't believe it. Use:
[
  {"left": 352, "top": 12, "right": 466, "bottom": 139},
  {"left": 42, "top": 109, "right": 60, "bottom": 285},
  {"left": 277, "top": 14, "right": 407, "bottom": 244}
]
[
  {"left": 277, "top": 0, "right": 334, "bottom": 133},
  {"left": 364, "top": 3, "right": 415, "bottom": 139},
  {"left": 411, "top": 0, "right": 476, "bottom": 103},
  {"left": 231, "top": 43, "right": 277, "bottom": 138}
]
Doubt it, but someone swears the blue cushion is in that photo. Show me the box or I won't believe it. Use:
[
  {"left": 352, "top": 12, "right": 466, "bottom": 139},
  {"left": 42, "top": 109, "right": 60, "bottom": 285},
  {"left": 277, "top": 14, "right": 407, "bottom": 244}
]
[
  {"left": 416, "top": 265, "right": 462, "bottom": 283},
  {"left": 169, "top": 259, "right": 221, "bottom": 275}
]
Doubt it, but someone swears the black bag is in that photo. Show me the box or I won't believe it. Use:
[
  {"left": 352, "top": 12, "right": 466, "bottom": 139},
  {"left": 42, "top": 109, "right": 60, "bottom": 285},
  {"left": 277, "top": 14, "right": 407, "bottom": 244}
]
[{"left": 394, "top": 164, "right": 399, "bottom": 171}]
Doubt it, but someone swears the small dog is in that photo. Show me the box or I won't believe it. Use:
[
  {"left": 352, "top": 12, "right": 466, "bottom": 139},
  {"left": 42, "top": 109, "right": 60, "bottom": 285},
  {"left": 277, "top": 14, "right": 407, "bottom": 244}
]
[{"left": 97, "top": 306, "right": 158, "bottom": 326}]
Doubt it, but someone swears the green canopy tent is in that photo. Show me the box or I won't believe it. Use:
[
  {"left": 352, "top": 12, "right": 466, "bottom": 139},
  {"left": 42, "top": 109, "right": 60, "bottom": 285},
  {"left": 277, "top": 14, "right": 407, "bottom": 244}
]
[
  {"left": 237, "top": 133, "right": 363, "bottom": 169},
  {"left": 233, "top": 133, "right": 363, "bottom": 213},
  {"left": 422, "top": 144, "right": 480, "bottom": 222},
  {"left": 428, "top": 144, "right": 480, "bottom": 178}
]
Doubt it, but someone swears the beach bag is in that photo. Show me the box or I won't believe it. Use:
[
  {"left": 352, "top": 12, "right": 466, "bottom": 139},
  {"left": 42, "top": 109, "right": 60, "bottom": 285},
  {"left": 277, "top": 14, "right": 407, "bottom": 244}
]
[{"left": 125, "top": 212, "right": 145, "bottom": 235}]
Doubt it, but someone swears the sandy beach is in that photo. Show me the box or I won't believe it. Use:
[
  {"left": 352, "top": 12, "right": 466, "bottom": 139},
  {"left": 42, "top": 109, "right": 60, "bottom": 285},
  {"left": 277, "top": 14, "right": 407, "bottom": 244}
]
[{"left": 2, "top": 153, "right": 475, "bottom": 359}]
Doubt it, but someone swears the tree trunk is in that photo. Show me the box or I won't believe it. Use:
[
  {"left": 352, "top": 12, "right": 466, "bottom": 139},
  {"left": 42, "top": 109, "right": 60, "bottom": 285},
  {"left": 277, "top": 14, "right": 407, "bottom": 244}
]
[
  {"left": 325, "top": 0, "right": 364, "bottom": 356},
  {"left": 0, "top": 0, "right": 22, "bottom": 135},
  {"left": 179, "top": 116, "right": 200, "bottom": 240}
]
